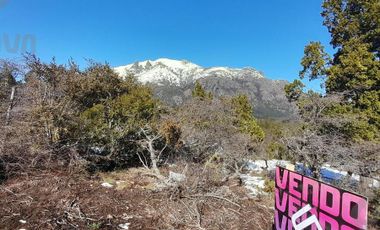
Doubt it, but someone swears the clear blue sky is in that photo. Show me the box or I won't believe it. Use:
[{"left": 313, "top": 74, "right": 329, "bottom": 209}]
[{"left": 0, "top": 0, "right": 332, "bottom": 90}]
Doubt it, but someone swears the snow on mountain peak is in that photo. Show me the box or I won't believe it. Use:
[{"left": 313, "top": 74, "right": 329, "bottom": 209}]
[
  {"left": 155, "top": 58, "right": 200, "bottom": 70},
  {"left": 114, "top": 58, "right": 264, "bottom": 85}
]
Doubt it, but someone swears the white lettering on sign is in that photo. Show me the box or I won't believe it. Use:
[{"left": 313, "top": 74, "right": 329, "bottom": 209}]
[{"left": 291, "top": 205, "right": 323, "bottom": 230}]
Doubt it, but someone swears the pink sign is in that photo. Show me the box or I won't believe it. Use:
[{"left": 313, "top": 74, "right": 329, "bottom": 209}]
[{"left": 274, "top": 166, "right": 368, "bottom": 230}]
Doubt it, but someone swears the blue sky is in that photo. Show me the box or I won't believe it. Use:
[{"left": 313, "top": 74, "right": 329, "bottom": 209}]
[{"left": 0, "top": 0, "right": 332, "bottom": 91}]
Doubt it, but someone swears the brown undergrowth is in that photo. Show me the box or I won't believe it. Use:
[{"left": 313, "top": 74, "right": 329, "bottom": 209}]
[{"left": 0, "top": 163, "right": 274, "bottom": 229}]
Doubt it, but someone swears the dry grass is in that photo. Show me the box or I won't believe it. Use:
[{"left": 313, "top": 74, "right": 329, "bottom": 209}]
[{"left": 0, "top": 163, "right": 275, "bottom": 229}]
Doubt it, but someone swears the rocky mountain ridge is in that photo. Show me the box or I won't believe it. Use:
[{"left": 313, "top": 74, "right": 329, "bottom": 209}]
[{"left": 114, "top": 58, "right": 297, "bottom": 119}]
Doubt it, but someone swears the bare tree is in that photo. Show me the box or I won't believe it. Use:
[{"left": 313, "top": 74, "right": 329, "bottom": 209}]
[
  {"left": 138, "top": 126, "right": 167, "bottom": 175},
  {"left": 163, "top": 98, "right": 258, "bottom": 177},
  {"left": 0, "top": 60, "right": 19, "bottom": 125},
  {"left": 283, "top": 91, "right": 380, "bottom": 181},
  {"left": 5, "top": 86, "right": 16, "bottom": 125}
]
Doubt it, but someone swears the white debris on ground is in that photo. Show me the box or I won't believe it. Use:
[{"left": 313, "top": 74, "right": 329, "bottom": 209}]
[
  {"left": 322, "top": 164, "right": 349, "bottom": 175},
  {"left": 245, "top": 160, "right": 291, "bottom": 173},
  {"left": 241, "top": 160, "right": 293, "bottom": 197},
  {"left": 320, "top": 165, "right": 360, "bottom": 182},
  {"left": 369, "top": 179, "right": 380, "bottom": 188},
  {"left": 167, "top": 171, "right": 186, "bottom": 184},
  {"left": 241, "top": 160, "right": 380, "bottom": 196},
  {"left": 19, "top": 220, "right": 26, "bottom": 224},
  {"left": 154, "top": 171, "right": 187, "bottom": 191},
  {"left": 118, "top": 223, "right": 130, "bottom": 229},
  {"left": 101, "top": 182, "right": 114, "bottom": 188},
  {"left": 240, "top": 174, "right": 266, "bottom": 196}
]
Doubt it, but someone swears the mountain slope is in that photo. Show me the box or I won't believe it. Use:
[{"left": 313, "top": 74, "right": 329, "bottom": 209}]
[
  {"left": 114, "top": 58, "right": 297, "bottom": 119},
  {"left": 114, "top": 58, "right": 264, "bottom": 86}
]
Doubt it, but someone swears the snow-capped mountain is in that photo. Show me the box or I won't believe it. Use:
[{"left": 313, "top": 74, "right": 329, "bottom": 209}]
[
  {"left": 114, "top": 58, "right": 297, "bottom": 119},
  {"left": 114, "top": 58, "right": 264, "bottom": 86}
]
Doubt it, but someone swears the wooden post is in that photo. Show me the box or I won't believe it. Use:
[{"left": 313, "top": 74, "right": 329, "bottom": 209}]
[{"left": 5, "top": 86, "right": 16, "bottom": 125}]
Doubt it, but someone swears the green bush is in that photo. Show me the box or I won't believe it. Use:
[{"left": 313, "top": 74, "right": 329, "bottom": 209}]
[
  {"left": 231, "top": 94, "right": 265, "bottom": 141},
  {"left": 79, "top": 84, "right": 161, "bottom": 170}
]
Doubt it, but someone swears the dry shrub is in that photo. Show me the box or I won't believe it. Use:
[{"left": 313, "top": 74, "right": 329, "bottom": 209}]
[
  {"left": 163, "top": 98, "right": 257, "bottom": 173},
  {"left": 144, "top": 162, "right": 274, "bottom": 229},
  {"left": 0, "top": 164, "right": 275, "bottom": 230},
  {"left": 0, "top": 120, "right": 86, "bottom": 183}
]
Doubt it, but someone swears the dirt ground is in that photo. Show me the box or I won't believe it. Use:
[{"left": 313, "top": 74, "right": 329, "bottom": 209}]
[{"left": 0, "top": 166, "right": 274, "bottom": 230}]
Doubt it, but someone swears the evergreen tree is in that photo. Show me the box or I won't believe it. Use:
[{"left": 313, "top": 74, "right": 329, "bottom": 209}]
[
  {"left": 192, "top": 81, "right": 213, "bottom": 100},
  {"left": 231, "top": 94, "right": 265, "bottom": 141},
  {"left": 286, "top": 0, "right": 380, "bottom": 140},
  {"left": 80, "top": 85, "right": 160, "bottom": 166},
  {"left": 284, "top": 80, "right": 305, "bottom": 102}
]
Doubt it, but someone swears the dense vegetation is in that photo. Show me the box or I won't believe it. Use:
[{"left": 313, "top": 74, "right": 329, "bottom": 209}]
[
  {"left": 287, "top": 0, "right": 380, "bottom": 141},
  {"left": 0, "top": 55, "right": 278, "bottom": 229},
  {"left": 285, "top": 0, "right": 380, "bottom": 176},
  {"left": 285, "top": 0, "right": 380, "bottom": 225},
  {"left": 0, "top": 0, "right": 379, "bottom": 228}
]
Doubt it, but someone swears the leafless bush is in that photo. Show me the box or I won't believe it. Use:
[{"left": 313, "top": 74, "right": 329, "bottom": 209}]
[
  {"left": 144, "top": 162, "right": 274, "bottom": 229},
  {"left": 164, "top": 98, "right": 257, "bottom": 175}
]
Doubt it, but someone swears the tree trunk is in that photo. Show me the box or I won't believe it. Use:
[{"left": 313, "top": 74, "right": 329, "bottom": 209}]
[
  {"left": 148, "top": 140, "right": 160, "bottom": 175},
  {"left": 5, "top": 86, "right": 16, "bottom": 125}
]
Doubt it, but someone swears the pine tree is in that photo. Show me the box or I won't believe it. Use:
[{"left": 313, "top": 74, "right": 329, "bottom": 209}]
[
  {"left": 286, "top": 0, "right": 380, "bottom": 140},
  {"left": 284, "top": 80, "right": 305, "bottom": 102},
  {"left": 231, "top": 94, "right": 265, "bottom": 141},
  {"left": 192, "top": 81, "right": 213, "bottom": 100}
]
